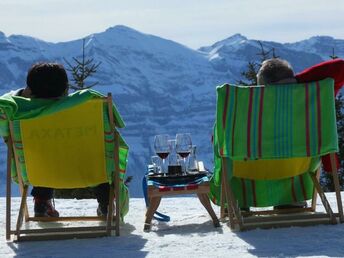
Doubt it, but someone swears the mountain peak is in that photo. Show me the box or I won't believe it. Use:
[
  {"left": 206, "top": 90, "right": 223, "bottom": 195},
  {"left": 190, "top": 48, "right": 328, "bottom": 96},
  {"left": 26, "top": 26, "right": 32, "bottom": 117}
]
[
  {"left": 199, "top": 33, "right": 247, "bottom": 53},
  {"left": 290, "top": 35, "right": 336, "bottom": 46},
  {"left": 225, "top": 33, "right": 247, "bottom": 41},
  {"left": 0, "top": 31, "right": 9, "bottom": 43},
  {"left": 308, "top": 35, "right": 334, "bottom": 42},
  {"left": 217, "top": 33, "right": 247, "bottom": 45},
  {"left": 104, "top": 25, "right": 140, "bottom": 35}
]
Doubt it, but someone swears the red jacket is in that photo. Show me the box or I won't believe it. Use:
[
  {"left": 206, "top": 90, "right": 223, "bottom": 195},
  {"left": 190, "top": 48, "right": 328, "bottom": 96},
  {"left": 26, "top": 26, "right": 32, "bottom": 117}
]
[
  {"left": 296, "top": 58, "right": 344, "bottom": 96},
  {"left": 295, "top": 58, "right": 344, "bottom": 172}
]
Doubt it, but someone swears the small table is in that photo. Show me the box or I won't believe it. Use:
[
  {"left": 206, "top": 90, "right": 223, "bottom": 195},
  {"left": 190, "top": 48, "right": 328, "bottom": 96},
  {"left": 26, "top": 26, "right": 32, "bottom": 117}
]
[{"left": 144, "top": 173, "right": 220, "bottom": 231}]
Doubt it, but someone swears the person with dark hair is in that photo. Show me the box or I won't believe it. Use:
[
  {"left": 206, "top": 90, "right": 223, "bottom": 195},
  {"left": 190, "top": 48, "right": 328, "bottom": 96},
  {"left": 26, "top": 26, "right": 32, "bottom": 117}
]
[
  {"left": 8, "top": 62, "right": 69, "bottom": 217},
  {"left": 25, "top": 63, "right": 69, "bottom": 98},
  {"left": 8, "top": 62, "right": 112, "bottom": 217}
]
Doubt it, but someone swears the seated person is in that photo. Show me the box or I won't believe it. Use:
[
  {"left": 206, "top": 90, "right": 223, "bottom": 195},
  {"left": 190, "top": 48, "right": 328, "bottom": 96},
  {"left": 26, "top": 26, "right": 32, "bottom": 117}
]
[
  {"left": 257, "top": 58, "right": 344, "bottom": 173},
  {"left": 257, "top": 58, "right": 296, "bottom": 85},
  {"left": 256, "top": 58, "right": 344, "bottom": 208},
  {"left": 257, "top": 57, "right": 344, "bottom": 94},
  {"left": 7, "top": 62, "right": 112, "bottom": 217}
]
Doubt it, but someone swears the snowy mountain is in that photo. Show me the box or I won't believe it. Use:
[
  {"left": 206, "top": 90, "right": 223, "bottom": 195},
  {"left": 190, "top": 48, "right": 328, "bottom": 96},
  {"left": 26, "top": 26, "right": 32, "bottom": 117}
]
[
  {"left": 0, "top": 25, "right": 343, "bottom": 197},
  {"left": 285, "top": 36, "right": 344, "bottom": 61}
]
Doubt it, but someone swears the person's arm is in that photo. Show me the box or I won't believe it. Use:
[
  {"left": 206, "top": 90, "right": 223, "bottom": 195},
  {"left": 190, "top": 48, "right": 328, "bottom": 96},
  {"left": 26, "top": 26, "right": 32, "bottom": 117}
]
[{"left": 295, "top": 58, "right": 344, "bottom": 96}]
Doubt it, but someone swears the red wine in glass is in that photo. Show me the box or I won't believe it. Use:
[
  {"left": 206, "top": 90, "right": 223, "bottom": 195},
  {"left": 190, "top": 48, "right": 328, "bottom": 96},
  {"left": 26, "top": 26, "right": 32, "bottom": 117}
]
[
  {"left": 177, "top": 151, "right": 190, "bottom": 158},
  {"left": 176, "top": 133, "right": 192, "bottom": 174},
  {"left": 154, "top": 134, "right": 171, "bottom": 175},
  {"left": 156, "top": 152, "right": 169, "bottom": 159}
]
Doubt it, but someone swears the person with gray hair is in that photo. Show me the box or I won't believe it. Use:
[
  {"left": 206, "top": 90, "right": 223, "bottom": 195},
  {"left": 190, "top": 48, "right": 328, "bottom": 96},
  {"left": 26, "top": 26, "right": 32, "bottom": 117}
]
[
  {"left": 255, "top": 57, "right": 344, "bottom": 209},
  {"left": 257, "top": 58, "right": 297, "bottom": 85},
  {"left": 256, "top": 57, "right": 344, "bottom": 174}
]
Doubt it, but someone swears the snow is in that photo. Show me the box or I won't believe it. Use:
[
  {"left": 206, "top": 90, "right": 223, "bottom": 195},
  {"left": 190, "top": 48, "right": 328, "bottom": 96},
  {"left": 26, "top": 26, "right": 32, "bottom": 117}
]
[{"left": 1, "top": 193, "right": 344, "bottom": 257}]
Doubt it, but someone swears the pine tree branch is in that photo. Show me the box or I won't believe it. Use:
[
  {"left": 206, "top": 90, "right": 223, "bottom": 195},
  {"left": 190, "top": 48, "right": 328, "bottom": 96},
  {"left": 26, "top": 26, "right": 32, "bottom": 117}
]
[{"left": 63, "top": 38, "right": 102, "bottom": 91}]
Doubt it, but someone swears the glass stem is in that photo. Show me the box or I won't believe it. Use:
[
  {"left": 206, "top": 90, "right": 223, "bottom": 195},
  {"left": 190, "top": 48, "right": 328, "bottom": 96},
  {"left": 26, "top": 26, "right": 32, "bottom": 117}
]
[{"left": 163, "top": 159, "right": 166, "bottom": 176}]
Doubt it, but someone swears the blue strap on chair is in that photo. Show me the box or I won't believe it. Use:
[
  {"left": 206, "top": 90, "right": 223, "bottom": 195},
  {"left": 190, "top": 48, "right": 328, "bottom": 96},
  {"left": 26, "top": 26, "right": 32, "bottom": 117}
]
[{"left": 142, "top": 176, "right": 170, "bottom": 222}]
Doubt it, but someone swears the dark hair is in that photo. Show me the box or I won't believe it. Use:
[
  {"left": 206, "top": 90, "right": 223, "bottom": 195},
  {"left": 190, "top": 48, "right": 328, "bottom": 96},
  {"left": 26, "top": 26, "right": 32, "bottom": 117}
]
[
  {"left": 26, "top": 63, "right": 69, "bottom": 98},
  {"left": 257, "top": 58, "right": 294, "bottom": 85}
]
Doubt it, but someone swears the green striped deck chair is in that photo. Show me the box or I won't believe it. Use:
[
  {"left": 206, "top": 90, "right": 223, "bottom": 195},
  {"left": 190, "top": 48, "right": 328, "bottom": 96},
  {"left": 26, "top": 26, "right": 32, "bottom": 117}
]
[
  {"left": 0, "top": 89, "right": 129, "bottom": 241},
  {"left": 211, "top": 78, "right": 344, "bottom": 230}
]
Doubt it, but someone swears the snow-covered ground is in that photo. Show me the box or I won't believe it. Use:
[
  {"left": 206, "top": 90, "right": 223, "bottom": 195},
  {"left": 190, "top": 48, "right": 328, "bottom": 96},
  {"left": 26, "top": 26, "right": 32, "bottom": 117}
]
[{"left": 1, "top": 193, "right": 344, "bottom": 257}]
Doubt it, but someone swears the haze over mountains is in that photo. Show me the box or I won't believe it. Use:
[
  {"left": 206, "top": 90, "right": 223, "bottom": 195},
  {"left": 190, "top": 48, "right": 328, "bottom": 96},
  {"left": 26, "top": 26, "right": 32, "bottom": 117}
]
[{"left": 0, "top": 25, "right": 343, "bottom": 196}]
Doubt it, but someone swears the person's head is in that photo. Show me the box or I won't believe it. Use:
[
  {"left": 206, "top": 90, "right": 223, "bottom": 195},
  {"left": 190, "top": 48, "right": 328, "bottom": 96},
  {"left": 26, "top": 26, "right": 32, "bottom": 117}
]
[
  {"left": 257, "top": 58, "right": 296, "bottom": 85},
  {"left": 25, "top": 62, "right": 69, "bottom": 98}
]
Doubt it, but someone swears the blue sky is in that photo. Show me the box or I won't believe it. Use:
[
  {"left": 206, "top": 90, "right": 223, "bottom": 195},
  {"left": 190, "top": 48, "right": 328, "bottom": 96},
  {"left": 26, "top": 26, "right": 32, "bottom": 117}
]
[{"left": 0, "top": 0, "right": 343, "bottom": 49}]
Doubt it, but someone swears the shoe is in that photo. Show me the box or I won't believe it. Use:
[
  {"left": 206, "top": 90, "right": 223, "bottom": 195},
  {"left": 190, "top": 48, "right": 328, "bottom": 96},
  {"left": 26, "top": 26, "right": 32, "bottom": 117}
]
[
  {"left": 97, "top": 203, "right": 108, "bottom": 217},
  {"left": 274, "top": 201, "right": 307, "bottom": 210},
  {"left": 240, "top": 207, "right": 250, "bottom": 212},
  {"left": 34, "top": 197, "right": 60, "bottom": 217},
  {"left": 97, "top": 202, "right": 116, "bottom": 217},
  {"left": 224, "top": 207, "right": 250, "bottom": 214}
]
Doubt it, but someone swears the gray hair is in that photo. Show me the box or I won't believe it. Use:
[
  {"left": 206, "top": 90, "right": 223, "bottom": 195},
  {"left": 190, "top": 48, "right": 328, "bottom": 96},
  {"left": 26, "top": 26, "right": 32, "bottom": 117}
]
[{"left": 257, "top": 58, "right": 295, "bottom": 85}]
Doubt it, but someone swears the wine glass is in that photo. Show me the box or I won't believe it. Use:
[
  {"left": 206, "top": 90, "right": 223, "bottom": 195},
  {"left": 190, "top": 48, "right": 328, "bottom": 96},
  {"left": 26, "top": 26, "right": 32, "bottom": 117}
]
[
  {"left": 154, "top": 134, "right": 170, "bottom": 175},
  {"left": 151, "top": 155, "right": 161, "bottom": 174},
  {"left": 176, "top": 133, "right": 192, "bottom": 174}
]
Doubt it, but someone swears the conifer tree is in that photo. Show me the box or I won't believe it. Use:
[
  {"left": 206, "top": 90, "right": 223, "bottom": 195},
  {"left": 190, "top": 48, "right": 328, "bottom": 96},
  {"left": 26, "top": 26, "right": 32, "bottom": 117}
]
[
  {"left": 55, "top": 39, "right": 102, "bottom": 199},
  {"left": 64, "top": 38, "right": 101, "bottom": 91},
  {"left": 237, "top": 41, "right": 276, "bottom": 85},
  {"left": 237, "top": 61, "right": 259, "bottom": 85},
  {"left": 330, "top": 47, "right": 339, "bottom": 60},
  {"left": 320, "top": 49, "right": 344, "bottom": 191},
  {"left": 334, "top": 91, "right": 344, "bottom": 189}
]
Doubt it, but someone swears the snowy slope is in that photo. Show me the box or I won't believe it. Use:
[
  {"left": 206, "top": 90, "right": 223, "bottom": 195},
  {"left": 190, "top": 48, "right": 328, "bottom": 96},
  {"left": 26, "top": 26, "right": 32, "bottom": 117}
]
[
  {"left": 285, "top": 36, "right": 344, "bottom": 61},
  {"left": 0, "top": 193, "right": 344, "bottom": 257},
  {"left": 0, "top": 26, "right": 343, "bottom": 196}
]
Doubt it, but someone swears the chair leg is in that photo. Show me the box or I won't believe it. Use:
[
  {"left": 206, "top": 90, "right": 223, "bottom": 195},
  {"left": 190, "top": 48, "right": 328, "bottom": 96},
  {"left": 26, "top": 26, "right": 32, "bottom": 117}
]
[
  {"left": 18, "top": 181, "right": 29, "bottom": 222},
  {"left": 107, "top": 183, "right": 115, "bottom": 236},
  {"left": 16, "top": 185, "right": 29, "bottom": 239},
  {"left": 6, "top": 147, "right": 12, "bottom": 240},
  {"left": 330, "top": 153, "right": 344, "bottom": 222},
  {"left": 197, "top": 193, "right": 220, "bottom": 227},
  {"left": 227, "top": 182, "right": 243, "bottom": 230},
  {"left": 113, "top": 130, "right": 121, "bottom": 236},
  {"left": 144, "top": 197, "right": 162, "bottom": 231},
  {"left": 310, "top": 172, "right": 337, "bottom": 224},
  {"left": 221, "top": 161, "right": 234, "bottom": 228},
  {"left": 220, "top": 178, "right": 227, "bottom": 220},
  {"left": 115, "top": 187, "right": 120, "bottom": 237},
  {"left": 222, "top": 158, "right": 243, "bottom": 230},
  {"left": 311, "top": 169, "right": 320, "bottom": 212}
]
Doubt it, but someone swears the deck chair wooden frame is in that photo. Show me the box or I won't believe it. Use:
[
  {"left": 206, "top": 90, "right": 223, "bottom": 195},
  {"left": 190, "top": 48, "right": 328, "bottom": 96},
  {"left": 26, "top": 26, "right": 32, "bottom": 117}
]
[
  {"left": 214, "top": 79, "right": 344, "bottom": 231},
  {"left": 5, "top": 93, "right": 121, "bottom": 241},
  {"left": 220, "top": 153, "right": 344, "bottom": 231}
]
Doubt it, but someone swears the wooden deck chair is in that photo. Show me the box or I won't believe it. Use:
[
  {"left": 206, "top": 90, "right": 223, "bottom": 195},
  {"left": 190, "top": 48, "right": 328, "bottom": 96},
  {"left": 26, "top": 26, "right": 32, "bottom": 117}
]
[
  {"left": 210, "top": 78, "right": 344, "bottom": 230},
  {"left": 0, "top": 90, "right": 129, "bottom": 241}
]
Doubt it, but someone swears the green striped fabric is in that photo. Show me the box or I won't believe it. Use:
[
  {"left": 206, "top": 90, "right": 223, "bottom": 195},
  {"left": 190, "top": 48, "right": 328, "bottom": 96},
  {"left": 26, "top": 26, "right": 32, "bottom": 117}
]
[
  {"left": 0, "top": 89, "right": 130, "bottom": 218},
  {"left": 216, "top": 78, "right": 338, "bottom": 160},
  {"left": 210, "top": 78, "right": 338, "bottom": 208}
]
